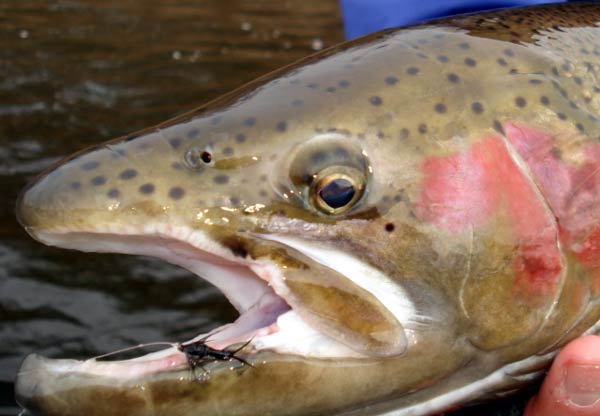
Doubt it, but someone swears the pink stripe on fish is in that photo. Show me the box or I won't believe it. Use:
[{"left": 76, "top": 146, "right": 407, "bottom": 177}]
[
  {"left": 417, "top": 134, "right": 562, "bottom": 297},
  {"left": 504, "top": 123, "right": 600, "bottom": 295}
]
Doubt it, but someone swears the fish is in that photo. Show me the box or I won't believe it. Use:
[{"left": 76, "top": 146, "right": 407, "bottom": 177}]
[{"left": 14, "top": 2, "right": 600, "bottom": 415}]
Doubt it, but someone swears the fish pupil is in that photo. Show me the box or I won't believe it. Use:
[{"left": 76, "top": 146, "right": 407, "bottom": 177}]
[{"left": 319, "top": 178, "right": 355, "bottom": 209}]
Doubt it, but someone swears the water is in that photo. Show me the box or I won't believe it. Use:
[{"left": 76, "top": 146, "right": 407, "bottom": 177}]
[{"left": 0, "top": 1, "right": 531, "bottom": 414}]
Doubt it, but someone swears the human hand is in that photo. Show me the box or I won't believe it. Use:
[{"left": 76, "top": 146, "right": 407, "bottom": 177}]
[{"left": 525, "top": 335, "right": 600, "bottom": 416}]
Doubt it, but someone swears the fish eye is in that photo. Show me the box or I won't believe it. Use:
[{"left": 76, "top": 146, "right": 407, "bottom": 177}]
[{"left": 311, "top": 167, "right": 365, "bottom": 215}]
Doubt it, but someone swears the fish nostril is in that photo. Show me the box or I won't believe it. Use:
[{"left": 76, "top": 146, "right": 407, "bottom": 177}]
[{"left": 183, "top": 147, "right": 213, "bottom": 171}]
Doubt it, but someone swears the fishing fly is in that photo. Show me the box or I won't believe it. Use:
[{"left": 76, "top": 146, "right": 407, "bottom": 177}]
[{"left": 177, "top": 333, "right": 254, "bottom": 380}]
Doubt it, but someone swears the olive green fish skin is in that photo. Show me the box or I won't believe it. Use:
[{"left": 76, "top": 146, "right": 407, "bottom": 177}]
[{"left": 15, "top": 3, "right": 600, "bottom": 415}]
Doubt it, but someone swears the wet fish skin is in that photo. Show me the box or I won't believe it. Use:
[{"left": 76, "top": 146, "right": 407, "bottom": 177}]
[{"left": 15, "top": 3, "right": 600, "bottom": 415}]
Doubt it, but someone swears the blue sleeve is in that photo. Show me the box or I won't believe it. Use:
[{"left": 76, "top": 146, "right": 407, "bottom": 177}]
[{"left": 340, "top": 0, "right": 568, "bottom": 39}]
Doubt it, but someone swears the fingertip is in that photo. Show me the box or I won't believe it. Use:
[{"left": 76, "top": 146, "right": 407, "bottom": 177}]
[{"left": 525, "top": 335, "right": 600, "bottom": 416}]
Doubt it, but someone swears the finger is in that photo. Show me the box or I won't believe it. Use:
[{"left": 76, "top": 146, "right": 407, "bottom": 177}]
[{"left": 525, "top": 335, "right": 600, "bottom": 416}]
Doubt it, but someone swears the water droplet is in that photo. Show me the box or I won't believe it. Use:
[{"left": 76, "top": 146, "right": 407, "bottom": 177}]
[
  {"left": 19, "top": 29, "right": 29, "bottom": 39},
  {"left": 240, "top": 21, "right": 252, "bottom": 32},
  {"left": 311, "top": 38, "right": 324, "bottom": 51},
  {"left": 172, "top": 50, "right": 182, "bottom": 60}
]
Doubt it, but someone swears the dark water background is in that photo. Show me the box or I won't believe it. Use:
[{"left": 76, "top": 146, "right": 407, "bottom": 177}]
[{"left": 0, "top": 1, "right": 532, "bottom": 415}]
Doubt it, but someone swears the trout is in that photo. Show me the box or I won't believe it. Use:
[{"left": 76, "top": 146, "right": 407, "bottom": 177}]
[{"left": 15, "top": 3, "right": 600, "bottom": 415}]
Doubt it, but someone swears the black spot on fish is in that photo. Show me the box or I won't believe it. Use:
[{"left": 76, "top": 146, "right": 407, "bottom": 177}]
[
  {"left": 169, "top": 187, "right": 185, "bottom": 200},
  {"left": 574, "top": 77, "right": 583, "bottom": 86},
  {"left": 385, "top": 223, "right": 395, "bottom": 232},
  {"left": 503, "top": 48, "right": 514, "bottom": 57},
  {"left": 459, "top": 42, "right": 470, "bottom": 50},
  {"left": 471, "top": 102, "right": 484, "bottom": 114},
  {"left": 557, "top": 112, "right": 567, "bottom": 120},
  {"left": 407, "top": 67, "right": 419, "bottom": 76},
  {"left": 169, "top": 138, "right": 182, "bottom": 149},
  {"left": 557, "top": 87, "right": 568, "bottom": 98},
  {"left": 434, "top": 103, "right": 447, "bottom": 113},
  {"left": 276, "top": 121, "right": 288, "bottom": 132},
  {"left": 400, "top": 128, "right": 410, "bottom": 139},
  {"left": 552, "top": 67, "right": 560, "bottom": 77},
  {"left": 70, "top": 181, "right": 81, "bottom": 190},
  {"left": 307, "top": 83, "right": 319, "bottom": 89},
  {"left": 171, "top": 161, "right": 183, "bottom": 170},
  {"left": 370, "top": 96, "right": 383, "bottom": 106},
  {"left": 140, "top": 183, "right": 155, "bottom": 194},
  {"left": 235, "top": 133, "right": 247, "bottom": 143},
  {"left": 464, "top": 58, "right": 477, "bottom": 67},
  {"left": 91, "top": 176, "right": 106, "bottom": 186},
  {"left": 540, "top": 96, "right": 550, "bottom": 106},
  {"left": 529, "top": 79, "right": 543, "bottom": 85},
  {"left": 447, "top": 73, "right": 460, "bottom": 83},
  {"left": 515, "top": 97, "right": 527, "bottom": 108},
  {"left": 418, "top": 124, "right": 427, "bottom": 134},
  {"left": 214, "top": 175, "right": 229, "bottom": 185},
  {"left": 120, "top": 169, "right": 138, "bottom": 180},
  {"left": 244, "top": 117, "right": 256, "bottom": 127},
  {"left": 385, "top": 76, "right": 398, "bottom": 85},
  {"left": 81, "top": 161, "right": 99, "bottom": 170},
  {"left": 230, "top": 197, "right": 240, "bottom": 206},
  {"left": 107, "top": 188, "right": 120, "bottom": 199},
  {"left": 188, "top": 129, "right": 199, "bottom": 139},
  {"left": 223, "top": 147, "right": 234, "bottom": 156},
  {"left": 497, "top": 58, "right": 508, "bottom": 66},
  {"left": 259, "top": 190, "right": 268, "bottom": 197},
  {"left": 576, "top": 123, "right": 585, "bottom": 133},
  {"left": 326, "top": 87, "right": 336, "bottom": 93},
  {"left": 338, "top": 80, "right": 350, "bottom": 88},
  {"left": 210, "top": 116, "right": 222, "bottom": 126},
  {"left": 260, "top": 174, "right": 268, "bottom": 182},
  {"left": 493, "top": 120, "right": 505, "bottom": 136},
  {"left": 437, "top": 55, "right": 449, "bottom": 63}
]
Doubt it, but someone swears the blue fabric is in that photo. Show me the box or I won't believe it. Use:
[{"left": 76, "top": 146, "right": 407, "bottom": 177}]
[{"left": 340, "top": 0, "right": 568, "bottom": 39}]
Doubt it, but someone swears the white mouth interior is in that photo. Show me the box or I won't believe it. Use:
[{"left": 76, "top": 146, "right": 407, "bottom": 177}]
[{"left": 35, "top": 223, "right": 366, "bottom": 370}]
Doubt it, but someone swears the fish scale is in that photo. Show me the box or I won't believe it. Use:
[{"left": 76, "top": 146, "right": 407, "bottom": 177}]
[{"left": 14, "top": 3, "right": 600, "bottom": 416}]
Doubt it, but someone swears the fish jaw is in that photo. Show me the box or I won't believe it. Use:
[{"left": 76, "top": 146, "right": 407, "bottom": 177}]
[{"left": 12, "top": 222, "right": 462, "bottom": 416}]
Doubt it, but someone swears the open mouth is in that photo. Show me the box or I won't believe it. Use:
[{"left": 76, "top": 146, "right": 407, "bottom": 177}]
[{"left": 27, "top": 223, "right": 365, "bottom": 380}]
